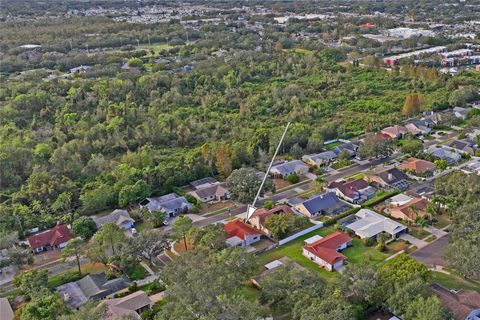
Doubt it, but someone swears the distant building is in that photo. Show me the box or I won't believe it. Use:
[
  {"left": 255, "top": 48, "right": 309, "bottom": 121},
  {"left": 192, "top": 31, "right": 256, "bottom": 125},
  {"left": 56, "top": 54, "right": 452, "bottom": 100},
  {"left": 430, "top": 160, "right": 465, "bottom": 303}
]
[
  {"left": 332, "top": 141, "right": 361, "bottom": 158},
  {"left": 327, "top": 178, "right": 376, "bottom": 204},
  {"left": 366, "top": 167, "right": 409, "bottom": 190},
  {"left": 190, "top": 177, "right": 218, "bottom": 189},
  {"left": 27, "top": 224, "right": 74, "bottom": 253},
  {"left": 100, "top": 291, "right": 151, "bottom": 320},
  {"left": 453, "top": 107, "right": 470, "bottom": 120},
  {"left": 399, "top": 157, "right": 436, "bottom": 175},
  {"left": 139, "top": 193, "right": 191, "bottom": 218},
  {"left": 429, "top": 284, "right": 480, "bottom": 320},
  {"left": 270, "top": 160, "right": 309, "bottom": 178},
  {"left": 426, "top": 146, "right": 462, "bottom": 165},
  {"left": 249, "top": 205, "right": 293, "bottom": 234},
  {"left": 302, "top": 151, "right": 337, "bottom": 166},
  {"left": 189, "top": 183, "right": 230, "bottom": 204},
  {"left": 381, "top": 125, "right": 409, "bottom": 139},
  {"left": 389, "top": 197, "right": 428, "bottom": 221},
  {"left": 94, "top": 209, "right": 135, "bottom": 231}
]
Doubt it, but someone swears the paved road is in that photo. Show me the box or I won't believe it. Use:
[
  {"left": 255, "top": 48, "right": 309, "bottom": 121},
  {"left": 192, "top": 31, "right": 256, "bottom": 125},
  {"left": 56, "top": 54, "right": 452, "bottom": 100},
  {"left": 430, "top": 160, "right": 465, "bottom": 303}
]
[{"left": 410, "top": 235, "right": 450, "bottom": 267}]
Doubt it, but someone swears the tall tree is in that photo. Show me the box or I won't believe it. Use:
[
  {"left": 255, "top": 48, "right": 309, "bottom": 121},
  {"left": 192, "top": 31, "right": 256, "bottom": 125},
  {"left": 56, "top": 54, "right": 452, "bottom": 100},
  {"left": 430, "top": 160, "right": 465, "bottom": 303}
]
[
  {"left": 171, "top": 216, "right": 193, "bottom": 251},
  {"left": 61, "top": 238, "right": 84, "bottom": 275}
]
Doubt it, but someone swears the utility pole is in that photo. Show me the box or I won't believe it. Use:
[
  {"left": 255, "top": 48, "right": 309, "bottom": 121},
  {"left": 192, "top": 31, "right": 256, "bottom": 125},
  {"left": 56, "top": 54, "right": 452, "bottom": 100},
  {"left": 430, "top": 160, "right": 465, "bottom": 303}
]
[{"left": 245, "top": 122, "right": 291, "bottom": 221}]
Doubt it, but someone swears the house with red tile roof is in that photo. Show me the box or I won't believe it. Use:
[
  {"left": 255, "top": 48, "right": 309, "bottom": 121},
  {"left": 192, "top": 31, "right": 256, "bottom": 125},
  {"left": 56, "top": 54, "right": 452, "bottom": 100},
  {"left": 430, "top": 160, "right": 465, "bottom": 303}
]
[
  {"left": 302, "top": 231, "right": 352, "bottom": 271},
  {"left": 248, "top": 205, "right": 293, "bottom": 235},
  {"left": 380, "top": 125, "right": 409, "bottom": 139},
  {"left": 389, "top": 197, "right": 428, "bottom": 221},
  {"left": 224, "top": 219, "right": 262, "bottom": 247},
  {"left": 399, "top": 157, "right": 436, "bottom": 175},
  {"left": 27, "top": 223, "right": 74, "bottom": 253}
]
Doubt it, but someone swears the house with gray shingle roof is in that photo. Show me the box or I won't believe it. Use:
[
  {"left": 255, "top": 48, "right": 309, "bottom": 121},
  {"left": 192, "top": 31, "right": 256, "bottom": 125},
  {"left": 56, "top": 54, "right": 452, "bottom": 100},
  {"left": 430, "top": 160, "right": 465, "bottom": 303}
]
[
  {"left": 294, "top": 192, "right": 351, "bottom": 218},
  {"left": 57, "top": 273, "right": 130, "bottom": 309},
  {"left": 302, "top": 151, "right": 337, "bottom": 166},
  {"left": 94, "top": 209, "right": 135, "bottom": 231},
  {"left": 139, "top": 193, "right": 191, "bottom": 218},
  {"left": 270, "top": 160, "right": 309, "bottom": 178},
  {"left": 189, "top": 183, "right": 230, "bottom": 204},
  {"left": 426, "top": 146, "right": 462, "bottom": 165}
]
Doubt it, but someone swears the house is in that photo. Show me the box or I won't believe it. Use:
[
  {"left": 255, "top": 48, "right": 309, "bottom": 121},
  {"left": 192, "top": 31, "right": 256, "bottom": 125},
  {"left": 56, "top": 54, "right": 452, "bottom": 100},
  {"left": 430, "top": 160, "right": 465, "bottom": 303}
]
[
  {"left": 389, "top": 197, "right": 428, "bottom": 221},
  {"left": 224, "top": 219, "right": 262, "bottom": 247},
  {"left": 366, "top": 167, "right": 409, "bottom": 190},
  {"left": 69, "top": 65, "right": 92, "bottom": 74},
  {"left": 57, "top": 273, "right": 131, "bottom": 309},
  {"left": 94, "top": 209, "right": 135, "bottom": 231},
  {"left": 302, "top": 151, "right": 337, "bottom": 166},
  {"left": 380, "top": 125, "right": 409, "bottom": 139},
  {"left": 302, "top": 232, "right": 352, "bottom": 271},
  {"left": 327, "top": 178, "right": 376, "bottom": 203},
  {"left": 463, "top": 159, "right": 480, "bottom": 175},
  {"left": 189, "top": 183, "right": 230, "bottom": 204},
  {"left": 101, "top": 291, "right": 151, "bottom": 320},
  {"left": 429, "top": 284, "right": 480, "bottom": 320},
  {"left": 405, "top": 119, "right": 432, "bottom": 135},
  {"left": 346, "top": 209, "right": 407, "bottom": 239},
  {"left": 332, "top": 141, "right": 361, "bottom": 157},
  {"left": 426, "top": 146, "right": 462, "bottom": 165},
  {"left": 447, "top": 140, "right": 476, "bottom": 155},
  {"left": 248, "top": 205, "right": 293, "bottom": 234},
  {"left": 27, "top": 223, "right": 74, "bottom": 253},
  {"left": 453, "top": 107, "right": 469, "bottom": 120},
  {"left": 399, "top": 157, "right": 436, "bottom": 175},
  {"left": 385, "top": 193, "right": 414, "bottom": 207},
  {"left": 270, "top": 160, "right": 309, "bottom": 178},
  {"left": 0, "top": 297, "right": 14, "bottom": 320},
  {"left": 294, "top": 192, "right": 351, "bottom": 217},
  {"left": 190, "top": 177, "right": 218, "bottom": 189},
  {"left": 139, "top": 193, "right": 191, "bottom": 218},
  {"left": 422, "top": 111, "right": 443, "bottom": 124}
]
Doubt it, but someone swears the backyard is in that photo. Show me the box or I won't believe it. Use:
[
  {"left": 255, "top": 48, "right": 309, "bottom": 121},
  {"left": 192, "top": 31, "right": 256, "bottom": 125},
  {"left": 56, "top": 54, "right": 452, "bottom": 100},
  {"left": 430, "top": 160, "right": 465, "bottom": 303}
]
[{"left": 256, "top": 225, "right": 390, "bottom": 282}]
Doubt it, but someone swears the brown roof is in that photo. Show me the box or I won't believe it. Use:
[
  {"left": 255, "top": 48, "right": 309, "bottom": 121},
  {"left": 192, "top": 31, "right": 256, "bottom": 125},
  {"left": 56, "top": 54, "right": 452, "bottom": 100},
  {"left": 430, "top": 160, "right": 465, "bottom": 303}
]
[
  {"left": 101, "top": 291, "right": 151, "bottom": 320},
  {"left": 303, "top": 231, "right": 352, "bottom": 265},
  {"left": 27, "top": 224, "right": 74, "bottom": 249},
  {"left": 381, "top": 125, "right": 408, "bottom": 138},
  {"left": 399, "top": 158, "right": 436, "bottom": 174},
  {"left": 430, "top": 284, "right": 480, "bottom": 320},
  {"left": 250, "top": 205, "right": 292, "bottom": 225},
  {"left": 391, "top": 197, "right": 428, "bottom": 220},
  {"left": 329, "top": 178, "right": 369, "bottom": 199}
]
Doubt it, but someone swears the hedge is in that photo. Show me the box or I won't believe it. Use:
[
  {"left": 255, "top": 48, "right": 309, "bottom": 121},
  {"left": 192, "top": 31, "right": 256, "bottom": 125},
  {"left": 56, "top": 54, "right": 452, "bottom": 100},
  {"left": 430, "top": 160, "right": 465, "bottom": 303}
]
[
  {"left": 324, "top": 207, "right": 361, "bottom": 227},
  {"left": 361, "top": 190, "right": 400, "bottom": 208}
]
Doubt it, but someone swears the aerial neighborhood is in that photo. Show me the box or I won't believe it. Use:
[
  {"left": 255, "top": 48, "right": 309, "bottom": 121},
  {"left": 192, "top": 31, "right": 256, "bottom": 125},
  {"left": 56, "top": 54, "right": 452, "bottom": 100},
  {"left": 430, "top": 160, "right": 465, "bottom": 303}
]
[{"left": 1, "top": 0, "right": 480, "bottom": 319}]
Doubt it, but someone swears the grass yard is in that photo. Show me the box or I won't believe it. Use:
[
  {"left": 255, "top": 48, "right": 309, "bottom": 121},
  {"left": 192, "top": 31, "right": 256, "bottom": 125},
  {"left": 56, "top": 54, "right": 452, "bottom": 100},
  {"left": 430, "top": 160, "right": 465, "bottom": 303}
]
[
  {"left": 325, "top": 141, "right": 344, "bottom": 150},
  {"left": 70, "top": 262, "right": 106, "bottom": 275},
  {"left": 431, "top": 272, "right": 480, "bottom": 293},
  {"left": 434, "top": 214, "right": 451, "bottom": 229},
  {"left": 126, "top": 264, "right": 149, "bottom": 281},
  {"left": 408, "top": 226, "right": 431, "bottom": 240},
  {"left": 385, "top": 239, "right": 409, "bottom": 255},
  {"left": 256, "top": 225, "right": 389, "bottom": 282},
  {"left": 236, "top": 285, "right": 261, "bottom": 302}
]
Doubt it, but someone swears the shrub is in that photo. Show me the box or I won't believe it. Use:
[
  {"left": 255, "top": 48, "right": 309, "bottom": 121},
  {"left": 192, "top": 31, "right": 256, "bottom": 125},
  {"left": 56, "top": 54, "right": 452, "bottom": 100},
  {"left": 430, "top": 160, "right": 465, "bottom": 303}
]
[
  {"left": 128, "top": 282, "right": 138, "bottom": 293},
  {"left": 364, "top": 237, "right": 374, "bottom": 247},
  {"left": 286, "top": 173, "right": 300, "bottom": 184}
]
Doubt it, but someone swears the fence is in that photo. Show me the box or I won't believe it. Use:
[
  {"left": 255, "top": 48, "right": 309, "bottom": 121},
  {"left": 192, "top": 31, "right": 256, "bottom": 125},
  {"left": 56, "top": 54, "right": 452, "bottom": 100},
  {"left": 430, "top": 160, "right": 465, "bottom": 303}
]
[{"left": 277, "top": 222, "right": 324, "bottom": 246}]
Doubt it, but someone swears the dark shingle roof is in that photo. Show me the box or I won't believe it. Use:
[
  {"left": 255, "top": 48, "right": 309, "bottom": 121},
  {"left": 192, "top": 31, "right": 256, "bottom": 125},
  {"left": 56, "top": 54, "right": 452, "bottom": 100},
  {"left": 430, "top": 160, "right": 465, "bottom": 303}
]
[{"left": 301, "top": 192, "right": 343, "bottom": 214}]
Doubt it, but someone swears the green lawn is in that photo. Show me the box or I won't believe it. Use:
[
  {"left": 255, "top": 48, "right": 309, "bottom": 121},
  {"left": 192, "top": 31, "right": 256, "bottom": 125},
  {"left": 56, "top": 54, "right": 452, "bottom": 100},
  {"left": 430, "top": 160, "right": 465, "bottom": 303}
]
[
  {"left": 431, "top": 272, "right": 480, "bottom": 293},
  {"left": 126, "top": 264, "right": 149, "bottom": 281},
  {"left": 236, "top": 285, "right": 261, "bottom": 302},
  {"left": 385, "top": 239, "right": 409, "bottom": 254},
  {"left": 256, "top": 225, "right": 389, "bottom": 282},
  {"left": 408, "top": 226, "right": 431, "bottom": 240},
  {"left": 325, "top": 141, "right": 344, "bottom": 150},
  {"left": 434, "top": 214, "right": 451, "bottom": 229}
]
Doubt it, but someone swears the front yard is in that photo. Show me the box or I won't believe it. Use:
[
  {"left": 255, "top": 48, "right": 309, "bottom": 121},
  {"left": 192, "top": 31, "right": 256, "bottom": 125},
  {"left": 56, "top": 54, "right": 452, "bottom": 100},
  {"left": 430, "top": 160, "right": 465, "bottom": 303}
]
[
  {"left": 408, "top": 226, "right": 431, "bottom": 240},
  {"left": 256, "top": 225, "right": 390, "bottom": 282}
]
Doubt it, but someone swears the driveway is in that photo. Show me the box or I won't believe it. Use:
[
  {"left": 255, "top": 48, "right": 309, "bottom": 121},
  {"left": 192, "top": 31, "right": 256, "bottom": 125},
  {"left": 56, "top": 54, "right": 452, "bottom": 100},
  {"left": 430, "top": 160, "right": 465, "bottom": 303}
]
[
  {"left": 425, "top": 225, "right": 448, "bottom": 238},
  {"left": 410, "top": 235, "right": 450, "bottom": 267},
  {"left": 399, "top": 233, "right": 428, "bottom": 249}
]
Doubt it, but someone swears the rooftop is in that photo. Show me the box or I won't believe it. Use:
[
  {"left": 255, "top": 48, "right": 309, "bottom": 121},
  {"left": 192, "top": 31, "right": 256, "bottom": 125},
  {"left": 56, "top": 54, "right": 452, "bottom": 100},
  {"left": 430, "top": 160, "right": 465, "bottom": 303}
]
[{"left": 303, "top": 231, "right": 352, "bottom": 265}]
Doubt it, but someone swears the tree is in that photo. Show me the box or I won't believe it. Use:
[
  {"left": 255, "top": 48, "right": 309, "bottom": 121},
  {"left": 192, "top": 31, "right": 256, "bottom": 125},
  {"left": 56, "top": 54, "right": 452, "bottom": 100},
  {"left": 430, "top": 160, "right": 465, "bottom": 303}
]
[
  {"left": 91, "top": 222, "right": 125, "bottom": 255},
  {"left": 263, "top": 200, "right": 275, "bottom": 209},
  {"left": 143, "top": 208, "right": 167, "bottom": 228},
  {"left": 260, "top": 264, "right": 324, "bottom": 313},
  {"left": 62, "top": 238, "right": 84, "bottom": 275},
  {"left": 21, "top": 293, "right": 68, "bottom": 320},
  {"left": 2, "top": 246, "right": 33, "bottom": 269},
  {"left": 58, "top": 302, "right": 107, "bottom": 320},
  {"left": 172, "top": 216, "right": 193, "bottom": 251},
  {"left": 51, "top": 191, "right": 74, "bottom": 222},
  {"left": 188, "top": 224, "right": 227, "bottom": 251},
  {"left": 127, "top": 57, "right": 143, "bottom": 68},
  {"left": 264, "top": 213, "right": 296, "bottom": 240},
  {"left": 157, "top": 247, "right": 259, "bottom": 319},
  {"left": 448, "top": 86, "right": 478, "bottom": 107},
  {"left": 434, "top": 159, "right": 448, "bottom": 172},
  {"left": 215, "top": 142, "right": 232, "bottom": 177},
  {"left": 72, "top": 216, "right": 97, "bottom": 240},
  {"left": 286, "top": 172, "right": 300, "bottom": 184},
  {"left": 402, "top": 94, "right": 423, "bottom": 116},
  {"left": 401, "top": 138, "right": 423, "bottom": 155},
  {"left": 118, "top": 180, "right": 150, "bottom": 207},
  {"left": 132, "top": 230, "right": 169, "bottom": 264},
  {"left": 403, "top": 295, "right": 450, "bottom": 320},
  {"left": 338, "top": 264, "right": 377, "bottom": 305},
  {"left": 357, "top": 134, "right": 392, "bottom": 159},
  {"left": 13, "top": 269, "right": 51, "bottom": 299},
  {"left": 289, "top": 143, "right": 304, "bottom": 159},
  {"left": 227, "top": 168, "right": 275, "bottom": 204},
  {"left": 294, "top": 288, "right": 357, "bottom": 320}
]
